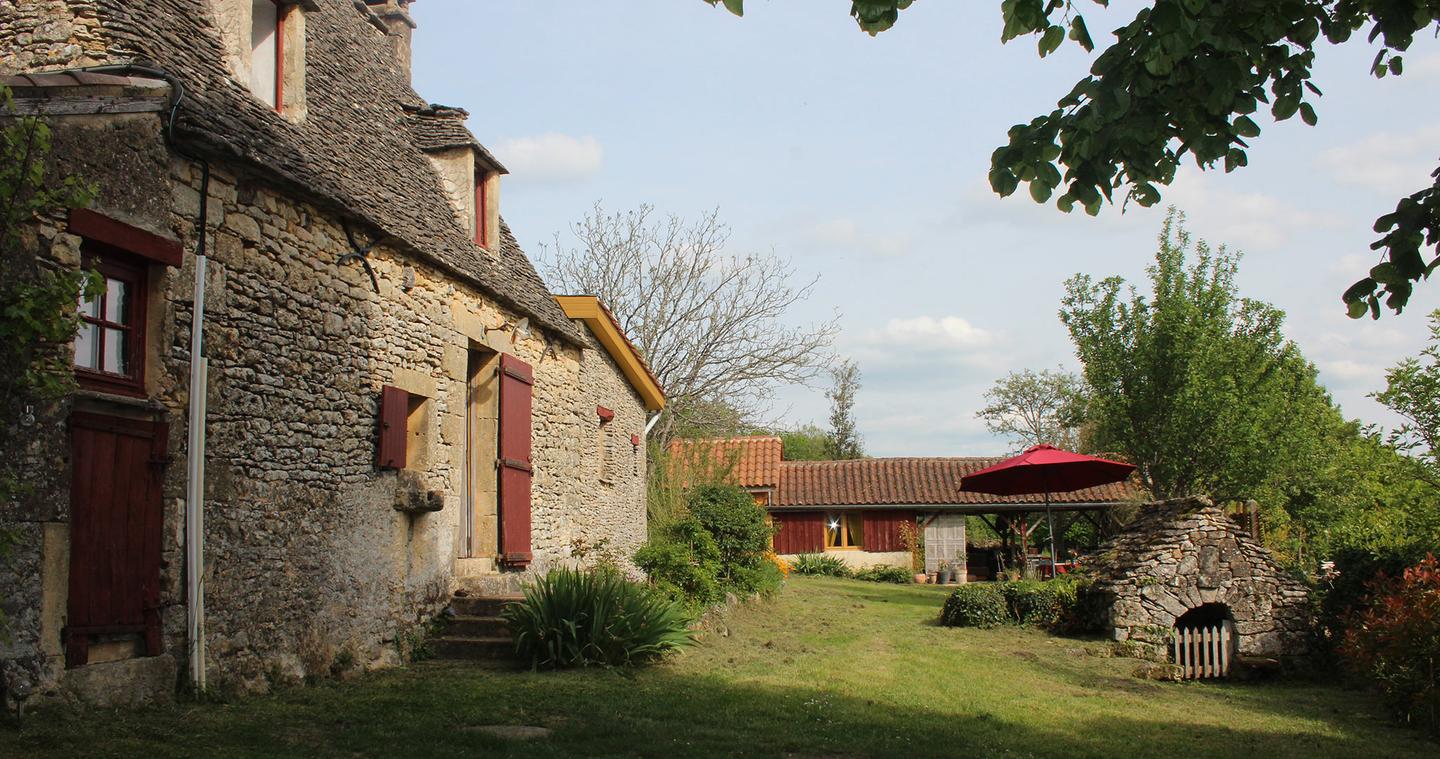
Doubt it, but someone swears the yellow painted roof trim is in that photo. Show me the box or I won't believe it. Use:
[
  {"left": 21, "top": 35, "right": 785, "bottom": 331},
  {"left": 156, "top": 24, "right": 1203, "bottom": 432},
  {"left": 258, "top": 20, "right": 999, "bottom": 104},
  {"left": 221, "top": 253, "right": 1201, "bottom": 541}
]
[{"left": 555, "top": 295, "right": 667, "bottom": 412}]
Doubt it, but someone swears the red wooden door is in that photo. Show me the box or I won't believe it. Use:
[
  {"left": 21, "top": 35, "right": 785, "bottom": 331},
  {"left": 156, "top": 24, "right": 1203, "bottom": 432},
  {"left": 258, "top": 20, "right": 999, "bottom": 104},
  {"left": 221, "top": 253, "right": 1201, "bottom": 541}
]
[
  {"left": 497, "top": 354, "right": 533, "bottom": 568},
  {"left": 66, "top": 413, "right": 167, "bottom": 668}
]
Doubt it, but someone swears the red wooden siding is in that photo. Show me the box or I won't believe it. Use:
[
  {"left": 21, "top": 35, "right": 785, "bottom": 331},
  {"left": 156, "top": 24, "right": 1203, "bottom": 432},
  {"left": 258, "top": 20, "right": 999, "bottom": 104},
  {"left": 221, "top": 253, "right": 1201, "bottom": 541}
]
[
  {"left": 66, "top": 413, "right": 167, "bottom": 668},
  {"left": 497, "top": 354, "right": 534, "bottom": 567},
  {"left": 772, "top": 511, "right": 824, "bottom": 554},
  {"left": 377, "top": 384, "right": 408, "bottom": 469},
  {"left": 862, "top": 510, "right": 915, "bottom": 553}
]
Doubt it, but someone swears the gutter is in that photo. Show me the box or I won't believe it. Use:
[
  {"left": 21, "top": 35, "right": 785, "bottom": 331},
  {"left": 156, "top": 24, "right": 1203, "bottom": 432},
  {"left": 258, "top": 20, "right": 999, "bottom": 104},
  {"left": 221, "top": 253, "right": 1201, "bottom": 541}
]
[{"left": 79, "top": 63, "right": 212, "bottom": 692}]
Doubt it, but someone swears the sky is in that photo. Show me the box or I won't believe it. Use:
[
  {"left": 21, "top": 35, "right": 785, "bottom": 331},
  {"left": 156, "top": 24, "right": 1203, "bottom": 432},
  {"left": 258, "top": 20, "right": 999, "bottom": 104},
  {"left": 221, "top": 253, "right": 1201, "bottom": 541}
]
[{"left": 410, "top": 1, "right": 1440, "bottom": 456}]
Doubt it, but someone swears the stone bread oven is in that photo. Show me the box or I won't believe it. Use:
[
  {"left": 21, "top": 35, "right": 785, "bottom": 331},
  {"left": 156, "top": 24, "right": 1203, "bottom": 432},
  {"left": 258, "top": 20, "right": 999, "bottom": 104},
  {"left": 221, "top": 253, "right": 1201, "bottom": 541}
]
[{"left": 1085, "top": 497, "right": 1313, "bottom": 666}]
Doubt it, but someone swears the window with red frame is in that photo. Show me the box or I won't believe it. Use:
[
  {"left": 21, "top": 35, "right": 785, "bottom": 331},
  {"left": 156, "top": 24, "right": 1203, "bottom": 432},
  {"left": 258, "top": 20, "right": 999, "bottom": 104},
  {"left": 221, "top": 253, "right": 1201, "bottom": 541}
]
[
  {"left": 250, "top": 0, "right": 285, "bottom": 111},
  {"left": 474, "top": 171, "right": 489, "bottom": 246},
  {"left": 74, "top": 245, "right": 148, "bottom": 395}
]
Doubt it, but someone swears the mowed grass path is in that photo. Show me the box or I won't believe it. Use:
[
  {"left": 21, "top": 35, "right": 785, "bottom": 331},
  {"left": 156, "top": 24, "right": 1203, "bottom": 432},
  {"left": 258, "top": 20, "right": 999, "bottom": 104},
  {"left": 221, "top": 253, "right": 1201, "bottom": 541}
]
[{"left": 2, "top": 576, "right": 1431, "bottom": 758}]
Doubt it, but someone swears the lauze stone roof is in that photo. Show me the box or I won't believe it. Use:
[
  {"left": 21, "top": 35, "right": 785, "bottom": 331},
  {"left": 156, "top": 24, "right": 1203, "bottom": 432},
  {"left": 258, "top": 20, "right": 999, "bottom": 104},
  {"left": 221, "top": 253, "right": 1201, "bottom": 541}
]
[{"left": 66, "top": 0, "right": 583, "bottom": 343}]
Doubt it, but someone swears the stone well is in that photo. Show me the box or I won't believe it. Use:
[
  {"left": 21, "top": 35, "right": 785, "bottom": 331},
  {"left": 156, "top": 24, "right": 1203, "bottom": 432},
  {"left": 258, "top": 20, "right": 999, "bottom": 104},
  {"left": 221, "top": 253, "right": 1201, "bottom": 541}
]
[{"left": 1085, "top": 497, "right": 1312, "bottom": 663}]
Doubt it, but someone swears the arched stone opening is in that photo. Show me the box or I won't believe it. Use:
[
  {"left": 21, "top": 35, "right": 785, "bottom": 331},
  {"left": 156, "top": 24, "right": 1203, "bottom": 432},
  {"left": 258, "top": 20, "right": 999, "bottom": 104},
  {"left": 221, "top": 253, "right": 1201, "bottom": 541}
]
[{"left": 1175, "top": 602, "right": 1232, "bottom": 629}]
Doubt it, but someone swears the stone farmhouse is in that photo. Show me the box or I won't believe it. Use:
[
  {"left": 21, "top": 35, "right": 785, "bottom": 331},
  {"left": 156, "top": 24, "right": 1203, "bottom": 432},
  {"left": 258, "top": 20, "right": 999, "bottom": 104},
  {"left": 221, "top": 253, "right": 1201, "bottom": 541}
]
[
  {"left": 0, "top": 0, "right": 664, "bottom": 705},
  {"left": 674, "top": 437, "right": 1131, "bottom": 577}
]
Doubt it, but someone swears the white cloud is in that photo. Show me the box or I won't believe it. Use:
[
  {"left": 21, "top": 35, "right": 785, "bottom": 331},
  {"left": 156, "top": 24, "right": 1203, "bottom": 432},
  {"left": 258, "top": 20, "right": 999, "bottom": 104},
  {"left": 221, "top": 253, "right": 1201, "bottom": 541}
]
[
  {"left": 491, "top": 133, "right": 604, "bottom": 184},
  {"left": 856, "top": 315, "right": 996, "bottom": 350},
  {"left": 807, "top": 218, "right": 913, "bottom": 258},
  {"left": 1315, "top": 124, "right": 1440, "bottom": 197},
  {"left": 1160, "top": 167, "right": 1329, "bottom": 252}
]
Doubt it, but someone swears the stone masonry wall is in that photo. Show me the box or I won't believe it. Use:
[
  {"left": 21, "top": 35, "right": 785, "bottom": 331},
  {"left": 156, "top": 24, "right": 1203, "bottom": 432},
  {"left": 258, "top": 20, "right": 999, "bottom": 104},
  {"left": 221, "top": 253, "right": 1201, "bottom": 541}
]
[
  {"left": 2, "top": 105, "right": 650, "bottom": 701},
  {"left": 1086, "top": 497, "right": 1313, "bottom": 662}
]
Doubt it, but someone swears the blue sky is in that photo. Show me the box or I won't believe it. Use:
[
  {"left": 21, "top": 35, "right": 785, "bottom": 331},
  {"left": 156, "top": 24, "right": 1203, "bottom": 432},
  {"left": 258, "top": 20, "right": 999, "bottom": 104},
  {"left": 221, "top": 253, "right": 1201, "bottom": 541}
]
[{"left": 411, "top": 1, "right": 1440, "bottom": 456}]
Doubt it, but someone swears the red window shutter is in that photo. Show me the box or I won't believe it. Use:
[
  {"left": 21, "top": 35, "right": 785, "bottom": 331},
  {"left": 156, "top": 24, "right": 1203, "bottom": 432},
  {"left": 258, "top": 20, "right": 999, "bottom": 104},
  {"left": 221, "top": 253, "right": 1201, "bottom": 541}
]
[
  {"left": 498, "top": 354, "right": 534, "bottom": 568},
  {"left": 377, "top": 385, "right": 408, "bottom": 469},
  {"left": 773, "top": 511, "right": 824, "bottom": 554},
  {"left": 862, "top": 510, "right": 915, "bottom": 553}
]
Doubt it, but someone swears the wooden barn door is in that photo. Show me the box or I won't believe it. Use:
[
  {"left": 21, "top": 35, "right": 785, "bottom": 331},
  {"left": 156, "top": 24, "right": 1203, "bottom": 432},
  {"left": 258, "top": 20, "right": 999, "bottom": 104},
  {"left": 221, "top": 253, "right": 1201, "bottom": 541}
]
[
  {"left": 497, "top": 354, "right": 533, "bottom": 569},
  {"left": 66, "top": 413, "right": 167, "bottom": 668}
]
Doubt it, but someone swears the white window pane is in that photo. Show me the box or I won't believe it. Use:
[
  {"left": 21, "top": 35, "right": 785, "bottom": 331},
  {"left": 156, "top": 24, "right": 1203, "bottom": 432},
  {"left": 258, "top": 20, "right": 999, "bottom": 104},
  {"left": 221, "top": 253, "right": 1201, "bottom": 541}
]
[
  {"left": 104, "top": 277, "right": 129, "bottom": 323},
  {"left": 250, "top": 0, "right": 279, "bottom": 106},
  {"left": 102, "top": 328, "right": 129, "bottom": 375},
  {"left": 78, "top": 291, "right": 99, "bottom": 318},
  {"left": 74, "top": 323, "right": 99, "bottom": 369}
]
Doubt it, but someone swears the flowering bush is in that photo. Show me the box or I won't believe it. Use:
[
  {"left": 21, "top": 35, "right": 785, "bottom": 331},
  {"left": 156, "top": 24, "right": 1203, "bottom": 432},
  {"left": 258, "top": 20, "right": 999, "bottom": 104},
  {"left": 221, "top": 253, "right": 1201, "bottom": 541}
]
[{"left": 1340, "top": 554, "right": 1440, "bottom": 735}]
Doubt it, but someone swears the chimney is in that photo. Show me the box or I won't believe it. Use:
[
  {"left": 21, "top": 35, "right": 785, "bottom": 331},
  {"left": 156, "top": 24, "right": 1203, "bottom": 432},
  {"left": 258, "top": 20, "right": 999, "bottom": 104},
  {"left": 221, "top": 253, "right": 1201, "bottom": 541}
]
[{"left": 365, "top": 0, "right": 418, "bottom": 82}]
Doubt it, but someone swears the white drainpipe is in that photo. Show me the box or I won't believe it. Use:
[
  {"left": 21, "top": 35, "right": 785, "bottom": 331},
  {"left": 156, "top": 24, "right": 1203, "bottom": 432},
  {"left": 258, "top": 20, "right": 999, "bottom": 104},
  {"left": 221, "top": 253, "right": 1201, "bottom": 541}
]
[
  {"left": 185, "top": 253, "right": 209, "bottom": 690},
  {"left": 643, "top": 410, "right": 662, "bottom": 438}
]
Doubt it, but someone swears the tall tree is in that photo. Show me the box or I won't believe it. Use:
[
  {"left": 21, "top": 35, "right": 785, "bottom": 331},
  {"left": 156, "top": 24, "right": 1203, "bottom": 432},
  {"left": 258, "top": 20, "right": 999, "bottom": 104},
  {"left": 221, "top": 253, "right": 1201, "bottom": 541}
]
[
  {"left": 977, "top": 368, "right": 1088, "bottom": 452},
  {"left": 1061, "top": 209, "right": 1333, "bottom": 501},
  {"left": 705, "top": 0, "right": 1440, "bottom": 319},
  {"left": 1373, "top": 309, "right": 1440, "bottom": 485},
  {"left": 541, "top": 203, "right": 839, "bottom": 444},
  {"left": 826, "top": 359, "right": 865, "bottom": 460}
]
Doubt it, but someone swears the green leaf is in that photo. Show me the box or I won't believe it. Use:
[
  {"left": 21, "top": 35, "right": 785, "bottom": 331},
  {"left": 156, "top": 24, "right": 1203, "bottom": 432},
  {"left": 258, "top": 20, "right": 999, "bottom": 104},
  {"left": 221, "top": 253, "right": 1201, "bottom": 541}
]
[
  {"left": 722, "top": 0, "right": 743, "bottom": 16},
  {"left": 1039, "top": 25, "right": 1065, "bottom": 58},
  {"left": 1068, "top": 16, "right": 1094, "bottom": 52},
  {"left": 1271, "top": 95, "right": 1299, "bottom": 120},
  {"left": 1346, "top": 299, "right": 1370, "bottom": 319},
  {"left": 1233, "top": 115, "right": 1261, "bottom": 138},
  {"left": 1298, "top": 102, "right": 1317, "bottom": 126},
  {"left": 1030, "top": 179, "right": 1054, "bottom": 203},
  {"left": 1388, "top": 56, "right": 1403, "bottom": 76}
]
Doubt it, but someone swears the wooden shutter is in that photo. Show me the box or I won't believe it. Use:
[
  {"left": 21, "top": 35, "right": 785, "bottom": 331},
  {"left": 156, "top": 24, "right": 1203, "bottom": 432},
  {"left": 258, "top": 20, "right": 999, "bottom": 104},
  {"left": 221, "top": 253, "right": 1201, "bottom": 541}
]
[
  {"left": 772, "top": 511, "right": 824, "bottom": 554},
  {"left": 377, "top": 385, "right": 408, "bottom": 469},
  {"left": 863, "top": 510, "right": 914, "bottom": 553},
  {"left": 497, "top": 354, "right": 534, "bottom": 568},
  {"left": 66, "top": 413, "right": 168, "bottom": 667}
]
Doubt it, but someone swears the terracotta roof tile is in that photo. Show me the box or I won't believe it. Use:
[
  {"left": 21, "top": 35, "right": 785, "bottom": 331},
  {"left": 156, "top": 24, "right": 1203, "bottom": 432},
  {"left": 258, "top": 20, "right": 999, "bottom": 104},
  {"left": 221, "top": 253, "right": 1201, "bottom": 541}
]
[
  {"left": 668, "top": 436, "right": 782, "bottom": 489},
  {"left": 775, "top": 458, "right": 1134, "bottom": 507}
]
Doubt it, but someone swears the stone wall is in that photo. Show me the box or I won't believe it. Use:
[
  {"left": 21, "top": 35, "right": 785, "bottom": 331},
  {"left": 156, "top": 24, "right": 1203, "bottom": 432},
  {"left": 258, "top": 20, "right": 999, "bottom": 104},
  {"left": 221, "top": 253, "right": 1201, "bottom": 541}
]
[
  {"left": 2, "top": 104, "right": 651, "bottom": 701},
  {"left": 1085, "top": 497, "right": 1313, "bottom": 662}
]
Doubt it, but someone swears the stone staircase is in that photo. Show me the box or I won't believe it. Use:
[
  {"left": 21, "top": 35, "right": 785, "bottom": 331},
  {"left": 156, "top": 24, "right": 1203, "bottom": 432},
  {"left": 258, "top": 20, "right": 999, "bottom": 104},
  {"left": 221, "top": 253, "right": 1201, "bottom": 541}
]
[{"left": 432, "top": 591, "right": 523, "bottom": 661}]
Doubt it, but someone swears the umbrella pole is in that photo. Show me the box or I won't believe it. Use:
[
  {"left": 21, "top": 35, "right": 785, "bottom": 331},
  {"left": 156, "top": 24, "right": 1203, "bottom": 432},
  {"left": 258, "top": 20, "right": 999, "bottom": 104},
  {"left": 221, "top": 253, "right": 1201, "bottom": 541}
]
[{"left": 1046, "top": 490, "right": 1057, "bottom": 579}]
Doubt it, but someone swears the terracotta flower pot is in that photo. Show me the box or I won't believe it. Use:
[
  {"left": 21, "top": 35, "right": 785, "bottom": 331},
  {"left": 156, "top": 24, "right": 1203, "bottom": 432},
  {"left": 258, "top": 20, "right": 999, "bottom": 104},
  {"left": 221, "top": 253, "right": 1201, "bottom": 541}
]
[{"left": 913, "top": 573, "right": 928, "bottom": 584}]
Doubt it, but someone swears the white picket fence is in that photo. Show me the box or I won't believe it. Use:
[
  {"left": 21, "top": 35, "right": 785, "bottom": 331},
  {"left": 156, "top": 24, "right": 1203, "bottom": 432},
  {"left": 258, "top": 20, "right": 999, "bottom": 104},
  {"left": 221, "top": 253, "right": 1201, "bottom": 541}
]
[{"left": 1172, "top": 620, "right": 1235, "bottom": 679}]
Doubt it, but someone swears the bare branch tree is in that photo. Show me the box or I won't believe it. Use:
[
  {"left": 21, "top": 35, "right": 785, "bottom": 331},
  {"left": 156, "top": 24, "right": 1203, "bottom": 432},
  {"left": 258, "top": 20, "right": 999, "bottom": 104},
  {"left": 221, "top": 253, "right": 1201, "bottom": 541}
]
[
  {"left": 540, "top": 203, "right": 839, "bottom": 443},
  {"left": 977, "top": 368, "right": 1089, "bottom": 453}
]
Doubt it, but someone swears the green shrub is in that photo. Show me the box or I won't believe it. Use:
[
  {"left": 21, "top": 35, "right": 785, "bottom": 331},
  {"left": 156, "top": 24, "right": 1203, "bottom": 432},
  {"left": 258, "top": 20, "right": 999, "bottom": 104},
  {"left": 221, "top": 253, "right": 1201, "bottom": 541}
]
[
  {"left": 633, "top": 528, "right": 723, "bottom": 608},
  {"left": 940, "top": 584, "right": 1009, "bottom": 628},
  {"left": 634, "top": 484, "right": 781, "bottom": 607},
  {"left": 941, "top": 577, "right": 1103, "bottom": 632},
  {"left": 853, "top": 565, "right": 913, "bottom": 584},
  {"left": 790, "top": 553, "right": 852, "bottom": 577},
  {"left": 503, "top": 567, "right": 696, "bottom": 669}
]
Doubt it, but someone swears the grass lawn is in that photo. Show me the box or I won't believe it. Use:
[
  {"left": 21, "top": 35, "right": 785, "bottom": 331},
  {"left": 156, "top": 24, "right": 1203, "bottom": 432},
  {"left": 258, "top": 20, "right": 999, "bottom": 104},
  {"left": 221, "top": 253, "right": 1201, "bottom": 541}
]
[{"left": 2, "top": 576, "right": 1431, "bottom": 758}]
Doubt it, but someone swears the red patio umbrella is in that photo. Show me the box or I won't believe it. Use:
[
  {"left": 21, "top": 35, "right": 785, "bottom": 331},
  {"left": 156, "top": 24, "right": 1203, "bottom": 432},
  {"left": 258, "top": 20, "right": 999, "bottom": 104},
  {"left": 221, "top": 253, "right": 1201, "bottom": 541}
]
[{"left": 961, "top": 445, "right": 1135, "bottom": 574}]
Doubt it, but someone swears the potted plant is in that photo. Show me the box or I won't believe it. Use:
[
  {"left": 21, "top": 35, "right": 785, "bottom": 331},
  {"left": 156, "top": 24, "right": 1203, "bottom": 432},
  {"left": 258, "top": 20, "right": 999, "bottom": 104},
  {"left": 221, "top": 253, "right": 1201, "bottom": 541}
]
[{"left": 937, "top": 560, "right": 952, "bottom": 585}]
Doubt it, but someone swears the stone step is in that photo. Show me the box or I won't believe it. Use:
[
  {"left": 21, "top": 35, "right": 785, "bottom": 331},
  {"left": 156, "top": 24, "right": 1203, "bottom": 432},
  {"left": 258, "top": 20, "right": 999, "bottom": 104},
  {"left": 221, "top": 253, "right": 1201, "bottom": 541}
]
[
  {"left": 446, "top": 614, "right": 509, "bottom": 638},
  {"left": 431, "top": 635, "right": 515, "bottom": 660},
  {"left": 451, "top": 595, "right": 522, "bottom": 617}
]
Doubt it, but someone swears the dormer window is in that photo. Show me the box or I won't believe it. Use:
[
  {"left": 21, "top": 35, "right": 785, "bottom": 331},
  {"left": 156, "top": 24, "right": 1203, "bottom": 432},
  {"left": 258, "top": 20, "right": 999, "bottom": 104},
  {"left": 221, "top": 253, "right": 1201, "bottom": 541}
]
[
  {"left": 213, "top": 0, "right": 307, "bottom": 118},
  {"left": 474, "top": 168, "right": 499, "bottom": 250},
  {"left": 249, "top": 0, "right": 283, "bottom": 109},
  {"left": 474, "top": 170, "right": 489, "bottom": 246}
]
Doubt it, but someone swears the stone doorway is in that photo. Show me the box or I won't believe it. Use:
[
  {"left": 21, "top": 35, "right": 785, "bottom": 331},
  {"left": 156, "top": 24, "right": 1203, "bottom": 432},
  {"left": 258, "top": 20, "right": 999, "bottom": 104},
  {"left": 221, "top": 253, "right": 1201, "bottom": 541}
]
[{"left": 459, "top": 346, "right": 500, "bottom": 562}]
